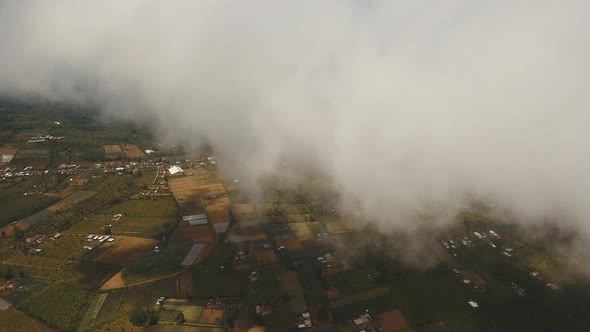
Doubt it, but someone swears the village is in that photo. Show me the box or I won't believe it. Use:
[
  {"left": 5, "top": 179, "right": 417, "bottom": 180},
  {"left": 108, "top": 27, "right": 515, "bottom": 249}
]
[{"left": 0, "top": 105, "right": 588, "bottom": 332}]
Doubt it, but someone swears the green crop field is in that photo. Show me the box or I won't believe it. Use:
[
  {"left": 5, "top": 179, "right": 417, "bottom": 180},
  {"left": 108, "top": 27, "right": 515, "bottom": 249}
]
[
  {"left": 105, "top": 196, "right": 178, "bottom": 218},
  {"left": 17, "top": 280, "right": 92, "bottom": 332},
  {"left": 288, "top": 222, "right": 325, "bottom": 240},
  {"left": 68, "top": 215, "right": 175, "bottom": 238},
  {"left": 0, "top": 177, "right": 58, "bottom": 227},
  {"left": 77, "top": 293, "right": 108, "bottom": 331}
]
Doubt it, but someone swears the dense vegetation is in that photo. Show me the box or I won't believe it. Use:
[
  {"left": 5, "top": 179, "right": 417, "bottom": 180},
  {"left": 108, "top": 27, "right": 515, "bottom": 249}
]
[{"left": 18, "top": 280, "right": 92, "bottom": 331}]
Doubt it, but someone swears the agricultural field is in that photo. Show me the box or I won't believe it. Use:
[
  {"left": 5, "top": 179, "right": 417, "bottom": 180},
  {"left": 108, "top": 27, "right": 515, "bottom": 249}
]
[
  {"left": 0, "top": 177, "right": 58, "bottom": 227},
  {"left": 0, "top": 308, "right": 53, "bottom": 332},
  {"left": 329, "top": 286, "right": 391, "bottom": 308},
  {"left": 192, "top": 248, "right": 250, "bottom": 299},
  {"left": 94, "top": 289, "right": 125, "bottom": 326},
  {"left": 158, "top": 299, "right": 203, "bottom": 323},
  {"left": 378, "top": 309, "right": 410, "bottom": 332},
  {"left": 47, "top": 190, "right": 97, "bottom": 212},
  {"left": 199, "top": 308, "right": 224, "bottom": 325},
  {"left": 4, "top": 254, "right": 80, "bottom": 280},
  {"left": 105, "top": 196, "right": 178, "bottom": 218},
  {"left": 17, "top": 280, "right": 92, "bottom": 332},
  {"left": 323, "top": 218, "right": 354, "bottom": 234},
  {"left": 231, "top": 203, "right": 257, "bottom": 223},
  {"left": 67, "top": 196, "right": 177, "bottom": 238},
  {"left": 68, "top": 214, "right": 174, "bottom": 238},
  {"left": 78, "top": 292, "right": 108, "bottom": 331},
  {"left": 123, "top": 240, "right": 194, "bottom": 284},
  {"left": 103, "top": 145, "right": 122, "bottom": 159},
  {"left": 195, "top": 180, "right": 226, "bottom": 199},
  {"left": 204, "top": 197, "right": 230, "bottom": 224},
  {"left": 147, "top": 326, "right": 223, "bottom": 332},
  {"left": 36, "top": 234, "right": 92, "bottom": 260},
  {"left": 288, "top": 222, "right": 325, "bottom": 240},
  {"left": 77, "top": 261, "right": 121, "bottom": 290},
  {"left": 176, "top": 271, "right": 194, "bottom": 297},
  {"left": 0, "top": 277, "right": 50, "bottom": 306},
  {"left": 121, "top": 144, "right": 146, "bottom": 159},
  {"left": 168, "top": 177, "right": 199, "bottom": 202},
  {"left": 94, "top": 236, "right": 159, "bottom": 266},
  {"left": 171, "top": 224, "right": 214, "bottom": 243}
]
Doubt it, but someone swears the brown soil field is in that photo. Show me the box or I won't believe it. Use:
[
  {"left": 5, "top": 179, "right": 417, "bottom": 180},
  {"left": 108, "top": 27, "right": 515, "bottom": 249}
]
[
  {"left": 171, "top": 225, "right": 214, "bottom": 243},
  {"left": 208, "top": 211, "right": 229, "bottom": 224},
  {"left": 252, "top": 250, "right": 278, "bottom": 265},
  {"left": 0, "top": 308, "right": 52, "bottom": 332},
  {"left": 103, "top": 145, "right": 122, "bottom": 158},
  {"left": 199, "top": 308, "right": 224, "bottom": 325},
  {"left": 168, "top": 177, "right": 200, "bottom": 201},
  {"left": 311, "top": 304, "right": 333, "bottom": 328},
  {"left": 205, "top": 198, "right": 230, "bottom": 223},
  {"left": 121, "top": 144, "right": 145, "bottom": 159},
  {"left": 195, "top": 181, "right": 226, "bottom": 197},
  {"left": 95, "top": 237, "right": 159, "bottom": 266},
  {"left": 179, "top": 200, "right": 204, "bottom": 216},
  {"left": 100, "top": 268, "right": 127, "bottom": 290},
  {"left": 176, "top": 271, "right": 193, "bottom": 297},
  {"left": 231, "top": 203, "right": 255, "bottom": 215},
  {"left": 329, "top": 286, "right": 391, "bottom": 308},
  {"left": 75, "top": 175, "right": 90, "bottom": 186},
  {"left": 378, "top": 309, "right": 409, "bottom": 332},
  {"left": 275, "top": 238, "right": 304, "bottom": 251},
  {"left": 231, "top": 203, "right": 257, "bottom": 223},
  {"left": 226, "top": 226, "right": 268, "bottom": 243},
  {"left": 0, "top": 148, "right": 18, "bottom": 156},
  {"left": 0, "top": 222, "right": 28, "bottom": 237}
]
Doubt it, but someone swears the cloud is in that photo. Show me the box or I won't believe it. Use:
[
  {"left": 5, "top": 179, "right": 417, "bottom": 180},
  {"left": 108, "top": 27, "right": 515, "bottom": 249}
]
[{"left": 1, "top": 1, "right": 590, "bottom": 240}]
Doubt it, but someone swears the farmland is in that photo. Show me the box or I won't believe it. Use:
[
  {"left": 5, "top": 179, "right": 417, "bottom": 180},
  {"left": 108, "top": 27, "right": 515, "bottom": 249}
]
[
  {"left": 123, "top": 240, "right": 194, "bottom": 284},
  {"left": 103, "top": 145, "right": 122, "bottom": 159},
  {"left": 94, "top": 237, "right": 159, "bottom": 266},
  {"left": 3, "top": 101, "right": 590, "bottom": 331},
  {"left": 172, "top": 224, "right": 215, "bottom": 243},
  {"left": 121, "top": 144, "right": 146, "bottom": 159},
  {"left": 0, "top": 308, "right": 53, "bottom": 332},
  {"left": 0, "top": 176, "right": 58, "bottom": 227},
  {"left": 18, "top": 280, "right": 92, "bottom": 332}
]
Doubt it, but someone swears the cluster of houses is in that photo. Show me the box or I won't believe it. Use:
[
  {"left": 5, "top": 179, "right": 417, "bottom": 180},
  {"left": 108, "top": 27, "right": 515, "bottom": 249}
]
[
  {"left": 26, "top": 135, "right": 64, "bottom": 144},
  {"left": 530, "top": 271, "right": 560, "bottom": 290},
  {"left": 1, "top": 166, "right": 49, "bottom": 179}
]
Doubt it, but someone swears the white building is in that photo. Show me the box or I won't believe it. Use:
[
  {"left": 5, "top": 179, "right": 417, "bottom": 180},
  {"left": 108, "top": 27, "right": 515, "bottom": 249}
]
[{"left": 168, "top": 165, "right": 184, "bottom": 176}]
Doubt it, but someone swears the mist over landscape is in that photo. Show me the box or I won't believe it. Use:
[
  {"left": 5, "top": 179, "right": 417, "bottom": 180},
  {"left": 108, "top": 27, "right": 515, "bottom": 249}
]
[{"left": 1, "top": 1, "right": 589, "bottom": 248}]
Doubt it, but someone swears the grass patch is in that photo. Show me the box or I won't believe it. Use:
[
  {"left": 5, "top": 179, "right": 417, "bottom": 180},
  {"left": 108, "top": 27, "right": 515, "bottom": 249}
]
[{"left": 77, "top": 293, "right": 108, "bottom": 331}]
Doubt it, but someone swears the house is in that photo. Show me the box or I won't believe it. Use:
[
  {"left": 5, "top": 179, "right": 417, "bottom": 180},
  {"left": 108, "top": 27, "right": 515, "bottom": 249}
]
[
  {"left": 25, "top": 234, "right": 43, "bottom": 243},
  {"left": 168, "top": 165, "right": 184, "bottom": 176}
]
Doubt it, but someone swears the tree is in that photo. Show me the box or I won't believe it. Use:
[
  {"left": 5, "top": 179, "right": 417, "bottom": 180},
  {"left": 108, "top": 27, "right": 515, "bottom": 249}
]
[
  {"left": 13, "top": 228, "right": 24, "bottom": 240},
  {"left": 4, "top": 268, "right": 13, "bottom": 280},
  {"left": 148, "top": 313, "right": 158, "bottom": 325},
  {"left": 176, "top": 312, "right": 185, "bottom": 323},
  {"left": 129, "top": 305, "right": 146, "bottom": 326}
]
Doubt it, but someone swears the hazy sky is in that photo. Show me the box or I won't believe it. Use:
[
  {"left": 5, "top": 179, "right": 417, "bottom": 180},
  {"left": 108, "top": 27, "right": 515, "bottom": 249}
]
[{"left": 1, "top": 1, "right": 589, "bottom": 238}]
